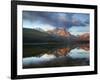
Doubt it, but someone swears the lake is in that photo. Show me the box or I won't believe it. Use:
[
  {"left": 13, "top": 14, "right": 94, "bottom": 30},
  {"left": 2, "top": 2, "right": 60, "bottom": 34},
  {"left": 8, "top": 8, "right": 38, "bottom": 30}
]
[{"left": 23, "top": 43, "right": 89, "bottom": 69}]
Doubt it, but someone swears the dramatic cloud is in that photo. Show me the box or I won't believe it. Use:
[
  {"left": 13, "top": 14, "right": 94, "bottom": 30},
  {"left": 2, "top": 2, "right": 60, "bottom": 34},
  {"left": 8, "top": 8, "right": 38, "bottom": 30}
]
[
  {"left": 23, "top": 11, "right": 89, "bottom": 27},
  {"left": 23, "top": 11, "right": 90, "bottom": 34}
]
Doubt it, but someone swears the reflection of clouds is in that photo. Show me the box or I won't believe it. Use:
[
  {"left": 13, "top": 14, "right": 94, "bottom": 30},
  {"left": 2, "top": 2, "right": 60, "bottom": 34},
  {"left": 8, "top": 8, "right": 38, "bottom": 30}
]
[
  {"left": 23, "top": 44, "right": 90, "bottom": 68},
  {"left": 41, "top": 54, "right": 56, "bottom": 60},
  {"left": 68, "top": 48, "right": 89, "bottom": 59},
  {"left": 23, "top": 54, "right": 56, "bottom": 65},
  {"left": 23, "top": 48, "right": 89, "bottom": 68}
]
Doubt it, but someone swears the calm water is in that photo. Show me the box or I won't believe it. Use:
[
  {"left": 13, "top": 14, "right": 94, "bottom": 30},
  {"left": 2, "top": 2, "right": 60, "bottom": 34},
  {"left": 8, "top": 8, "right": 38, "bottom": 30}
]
[{"left": 23, "top": 43, "right": 89, "bottom": 69}]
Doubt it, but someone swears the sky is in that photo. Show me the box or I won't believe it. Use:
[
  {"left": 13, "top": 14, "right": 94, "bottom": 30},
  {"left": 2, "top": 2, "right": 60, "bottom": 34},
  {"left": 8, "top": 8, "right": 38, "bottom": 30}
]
[{"left": 23, "top": 11, "right": 90, "bottom": 35}]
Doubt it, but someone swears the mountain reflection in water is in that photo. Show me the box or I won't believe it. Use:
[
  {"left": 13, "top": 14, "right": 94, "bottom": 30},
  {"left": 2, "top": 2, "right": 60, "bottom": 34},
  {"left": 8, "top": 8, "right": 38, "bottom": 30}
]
[{"left": 23, "top": 43, "right": 89, "bottom": 68}]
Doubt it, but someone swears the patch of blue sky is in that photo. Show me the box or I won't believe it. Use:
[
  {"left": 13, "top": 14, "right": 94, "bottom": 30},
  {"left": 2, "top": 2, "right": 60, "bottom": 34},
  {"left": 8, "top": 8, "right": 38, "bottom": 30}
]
[{"left": 68, "top": 26, "right": 89, "bottom": 35}]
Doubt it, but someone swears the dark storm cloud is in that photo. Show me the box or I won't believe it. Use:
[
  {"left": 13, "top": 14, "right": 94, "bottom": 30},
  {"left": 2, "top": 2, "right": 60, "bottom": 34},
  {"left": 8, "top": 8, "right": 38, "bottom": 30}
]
[{"left": 23, "top": 11, "right": 89, "bottom": 28}]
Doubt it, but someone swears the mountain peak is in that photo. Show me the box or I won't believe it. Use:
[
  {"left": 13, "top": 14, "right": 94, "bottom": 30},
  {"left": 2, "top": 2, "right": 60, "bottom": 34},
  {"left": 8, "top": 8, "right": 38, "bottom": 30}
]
[
  {"left": 78, "top": 33, "right": 89, "bottom": 41},
  {"left": 47, "top": 27, "right": 71, "bottom": 37}
]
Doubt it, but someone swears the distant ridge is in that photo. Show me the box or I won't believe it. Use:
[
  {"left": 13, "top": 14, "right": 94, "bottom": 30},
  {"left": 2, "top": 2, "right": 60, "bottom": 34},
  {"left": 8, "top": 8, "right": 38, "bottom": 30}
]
[{"left": 23, "top": 28, "right": 89, "bottom": 44}]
